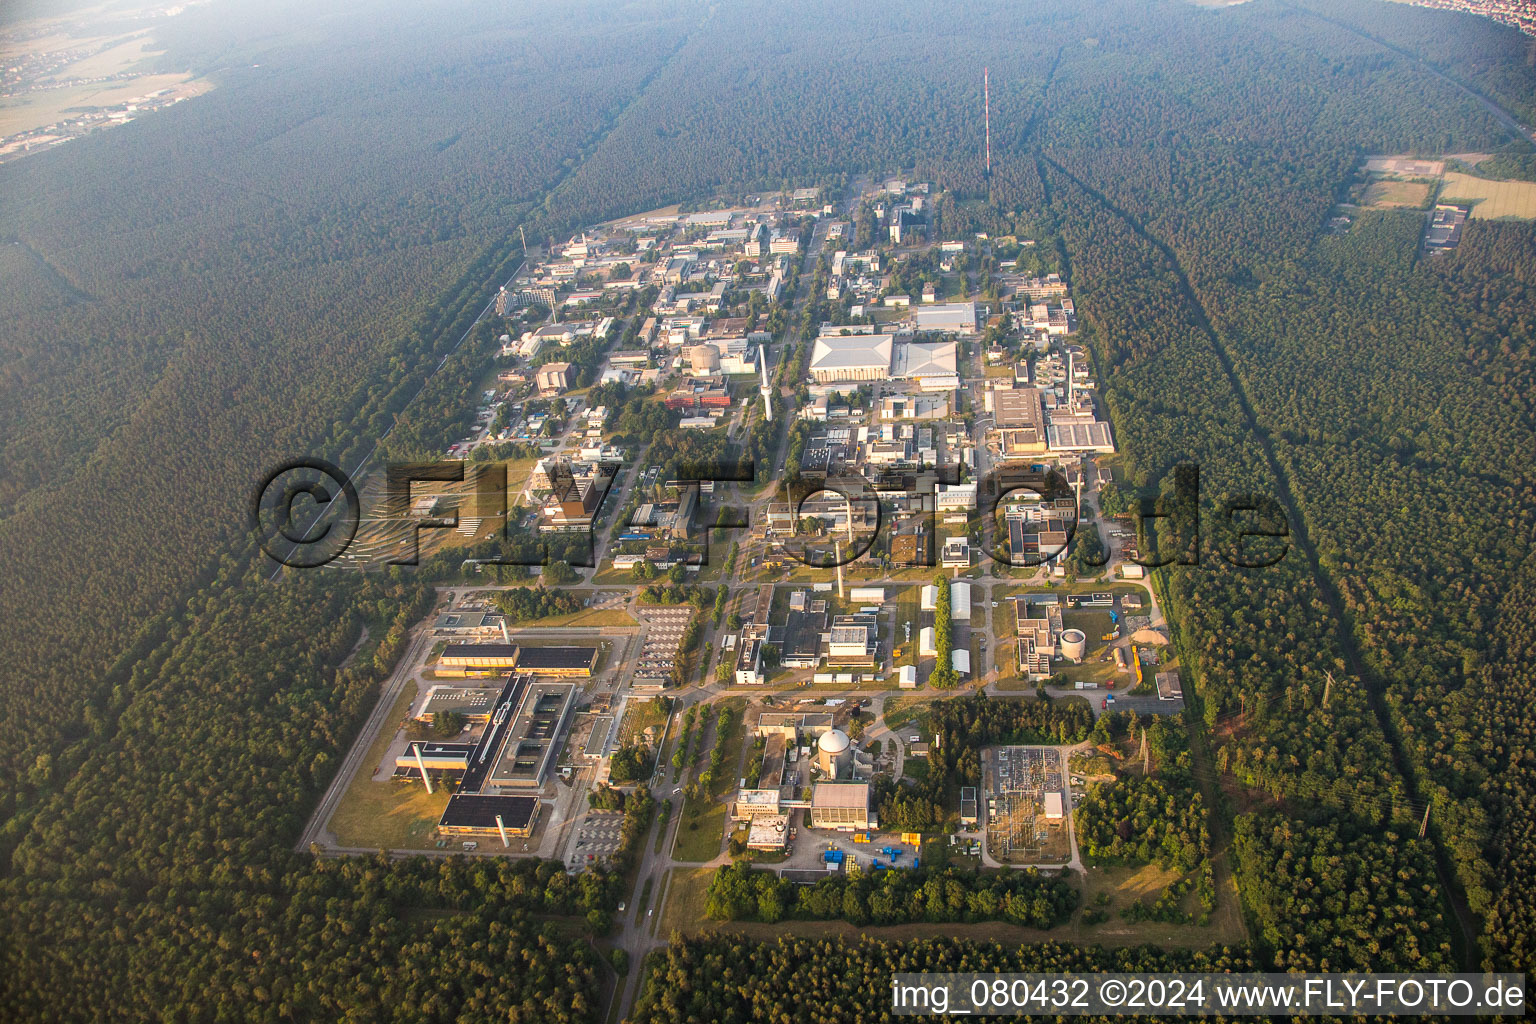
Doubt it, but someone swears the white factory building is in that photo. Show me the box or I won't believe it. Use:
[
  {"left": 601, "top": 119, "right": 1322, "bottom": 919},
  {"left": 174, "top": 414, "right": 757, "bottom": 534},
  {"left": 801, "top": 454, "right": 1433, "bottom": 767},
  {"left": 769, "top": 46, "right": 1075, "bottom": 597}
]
[
  {"left": 809, "top": 330, "right": 895, "bottom": 383},
  {"left": 890, "top": 340, "right": 960, "bottom": 391},
  {"left": 910, "top": 301, "right": 978, "bottom": 335}
]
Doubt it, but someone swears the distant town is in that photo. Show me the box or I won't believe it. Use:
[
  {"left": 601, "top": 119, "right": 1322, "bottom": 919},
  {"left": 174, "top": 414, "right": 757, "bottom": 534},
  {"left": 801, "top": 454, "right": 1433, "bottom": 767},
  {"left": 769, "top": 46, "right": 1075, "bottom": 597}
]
[{"left": 0, "top": 1, "right": 211, "bottom": 165}]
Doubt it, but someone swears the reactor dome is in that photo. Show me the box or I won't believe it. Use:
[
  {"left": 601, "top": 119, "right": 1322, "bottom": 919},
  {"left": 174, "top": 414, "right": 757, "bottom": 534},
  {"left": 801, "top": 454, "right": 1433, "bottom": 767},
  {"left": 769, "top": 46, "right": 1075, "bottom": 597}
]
[{"left": 818, "top": 728, "right": 851, "bottom": 754}]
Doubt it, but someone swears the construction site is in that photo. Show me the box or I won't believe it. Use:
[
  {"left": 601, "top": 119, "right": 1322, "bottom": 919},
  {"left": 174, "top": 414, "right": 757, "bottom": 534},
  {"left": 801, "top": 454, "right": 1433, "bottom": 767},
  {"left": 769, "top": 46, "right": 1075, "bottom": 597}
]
[{"left": 982, "top": 745, "right": 1072, "bottom": 864}]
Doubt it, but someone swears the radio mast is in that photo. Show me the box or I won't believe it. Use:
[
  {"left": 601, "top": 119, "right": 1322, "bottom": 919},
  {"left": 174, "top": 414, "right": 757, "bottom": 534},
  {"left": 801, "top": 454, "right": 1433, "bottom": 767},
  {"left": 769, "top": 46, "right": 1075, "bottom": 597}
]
[{"left": 984, "top": 67, "right": 991, "bottom": 177}]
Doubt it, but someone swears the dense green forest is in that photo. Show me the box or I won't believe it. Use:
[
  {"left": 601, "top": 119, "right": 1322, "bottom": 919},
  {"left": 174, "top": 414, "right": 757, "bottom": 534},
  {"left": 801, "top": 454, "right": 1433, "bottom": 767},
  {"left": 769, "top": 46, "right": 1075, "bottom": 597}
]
[
  {"left": 1074, "top": 720, "right": 1210, "bottom": 872},
  {"left": 5, "top": 0, "right": 1536, "bottom": 1017},
  {"left": 631, "top": 935, "right": 1252, "bottom": 1024},
  {"left": 704, "top": 861, "right": 1079, "bottom": 928}
]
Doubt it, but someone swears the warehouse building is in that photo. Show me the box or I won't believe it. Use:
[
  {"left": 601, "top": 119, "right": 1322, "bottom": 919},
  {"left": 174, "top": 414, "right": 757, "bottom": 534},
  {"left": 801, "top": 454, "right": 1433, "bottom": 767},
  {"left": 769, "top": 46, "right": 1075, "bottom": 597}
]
[
  {"left": 513, "top": 645, "right": 598, "bottom": 677},
  {"left": 890, "top": 340, "right": 959, "bottom": 389},
  {"left": 910, "top": 301, "right": 977, "bottom": 335},
  {"left": 809, "top": 331, "right": 894, "bottom": 383},
  {"left": 393, "top": 740, "right": 474, "bottom": 778},
  {"left": 437, "top": 794, "right": 541, "bottom": 841},
  {"left": 438, "top": 643, "right": 520, "bottom": 676},
  {"left": 808, "top": 781, "right": 873, "bottom": 830}
]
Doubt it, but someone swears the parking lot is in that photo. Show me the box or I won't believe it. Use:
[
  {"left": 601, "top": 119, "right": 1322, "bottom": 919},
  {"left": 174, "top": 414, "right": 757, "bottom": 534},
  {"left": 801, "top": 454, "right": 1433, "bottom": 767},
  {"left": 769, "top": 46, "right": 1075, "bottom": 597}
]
[
  {"left": 566, "top": 809, "right": 624, "bottom": 870},
  {"left": 634, "top": 607, "right": 695, "bottom": 682}
]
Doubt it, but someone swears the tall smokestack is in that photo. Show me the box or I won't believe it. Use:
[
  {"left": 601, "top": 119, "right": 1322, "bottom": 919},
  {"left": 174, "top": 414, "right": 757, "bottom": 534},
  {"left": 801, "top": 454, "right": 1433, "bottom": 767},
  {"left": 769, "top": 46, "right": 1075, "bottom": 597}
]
[
  {"left": 984, "top": 67, "right": 991, "bottom": 178},
  {"left": 413, "top": 743, "right": 434, "bottom": 795},
  {"left": 760, "top": 351, "right": 774, "bottom": 422}
]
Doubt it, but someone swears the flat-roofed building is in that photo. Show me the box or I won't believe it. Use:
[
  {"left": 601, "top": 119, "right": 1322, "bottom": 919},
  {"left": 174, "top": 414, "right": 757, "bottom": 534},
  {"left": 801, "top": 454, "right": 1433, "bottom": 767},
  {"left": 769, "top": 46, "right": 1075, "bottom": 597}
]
[
  {"left": 513, "top": 645, "right": 598, "bottom": 677},
  {"left": 756, "top": 711, "right": 834, "bottom": 743},
  {"left": 960, "top": 786, "right": 979, "bottom": 826},
  {"left": 730, "top": 788, "right": 784, "bottom": 820},
  {"left": 735, "top": 634, "right": 764, "bottom": 686},
  {"left": 437, "top": 794, "right": 541, "bottom": 839},
  {"left": 486, "top": 682, "right": 576, "bottom": 789},
  {"left": 439, "top": 643, "right": 520, "bottom": 676},
  {"left": 809, "top": 781, "right": 873, "bottom": 830},
  {"left": 417, "top": 685, "right": 498, "bottom": 723},
  {"left": 993, "top": 388, "right": 1048, "bottom": 455},
  {"left": 910, "top": 301, "right": 977, "bottom": 335},
  {"left": 1048, "top": 415, "right": 1115, "bottom": 453},
  {"left": 747, "top": 813, "right": 790, "bottom": 850},
  {"left": 395, "top": 740, "right": 474, "bottom": 775}
]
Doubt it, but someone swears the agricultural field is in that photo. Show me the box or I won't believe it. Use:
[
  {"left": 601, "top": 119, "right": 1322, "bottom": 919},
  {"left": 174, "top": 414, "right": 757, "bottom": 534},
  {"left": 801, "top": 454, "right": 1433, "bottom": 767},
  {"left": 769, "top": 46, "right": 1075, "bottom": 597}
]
[{"left": 1439, "top": 172, "right": 1536, "bottom": 218}]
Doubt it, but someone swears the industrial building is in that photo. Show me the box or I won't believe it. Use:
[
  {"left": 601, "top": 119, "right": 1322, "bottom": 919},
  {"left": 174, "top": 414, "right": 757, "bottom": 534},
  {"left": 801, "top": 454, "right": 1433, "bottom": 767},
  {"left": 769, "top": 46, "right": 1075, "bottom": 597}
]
[
  {"left": 960, "top": 786, "right": 979, "bottom": 827},
  {"left": 756, "top": 711, "right": 834, "bottom": 743},
  {"left": 815, "top": 728, "right": 854, "bottom": 777},
  {"left": 890, "top": 340, "right": 960, "bottom": 389},
  {"left": 808, "top": 330, "right": 894, "bottom": 383},
  {"left": 437, "top": 794, "right": 541, "bottom": 841},
  {"left": 486, "top": 682, "right": 577, "bottom": 789},
  {"left": 909, "top": 301, "right": 977, "bottom": 335},
  {"left": 438, "top": 643, "right": 520, "bottom": 676},
  {"left": 730, "top": 787, "right": 784, "bottom": 819},
  {"left": 416, "top": 685, "right": 498, "bottom": 723},
  {"left": 808, "top": 781, "right": 873, "bottom": 830},
  {"left": 513, "top": 645, "right": 598, "bottom": 677},
  {"left": 734, "top": 633, "right": 764, "bottom": 686},
  {"left": 393, "top": 740, "right": 474, "bottom": 779},
  {"left": 747, "top": 814, "right": 791, "bottom": 850}
]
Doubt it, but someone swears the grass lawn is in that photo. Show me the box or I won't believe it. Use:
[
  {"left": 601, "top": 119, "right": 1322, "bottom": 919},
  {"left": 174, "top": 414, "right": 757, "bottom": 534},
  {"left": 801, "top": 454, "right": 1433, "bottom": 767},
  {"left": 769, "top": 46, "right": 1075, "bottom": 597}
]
[
  {"left": 1362, "top": 179, "right": 1431, "bottom": 208},
  {"left": 516, "top": 607, "right": 638, "bottom": 629},
  {"left": 652, "top": 800, "right": 673, "bottom": 854},
  {"left": 994, "top": 677, "right": 1038, "bottom": 691},
  {"left": 656, "top": 867, "right": 715, "bottom": 937},
  {"left": 326, "top": 682, "right": 452, "bottom": 850},
  {"left": 1070, "top": 859, "right": 1247, "bottom": 948},
  {"left": 893, "top": 584, "right": 921, "bottom": 669},
  {"left": 672, "top": 698, "right": 748, "bottom": 862},
  {"left": 883, "top": 695, "right": 934, "bottom": 735},
  {"left": 591, "top": 565, "right": 641, "bottom": 586}
]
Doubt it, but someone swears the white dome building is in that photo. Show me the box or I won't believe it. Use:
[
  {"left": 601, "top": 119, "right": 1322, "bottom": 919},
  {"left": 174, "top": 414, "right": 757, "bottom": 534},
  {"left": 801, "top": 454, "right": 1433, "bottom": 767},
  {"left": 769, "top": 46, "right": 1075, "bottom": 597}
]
[{"left": 816, "top": 727, "right": 853, "bottom": 778}]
